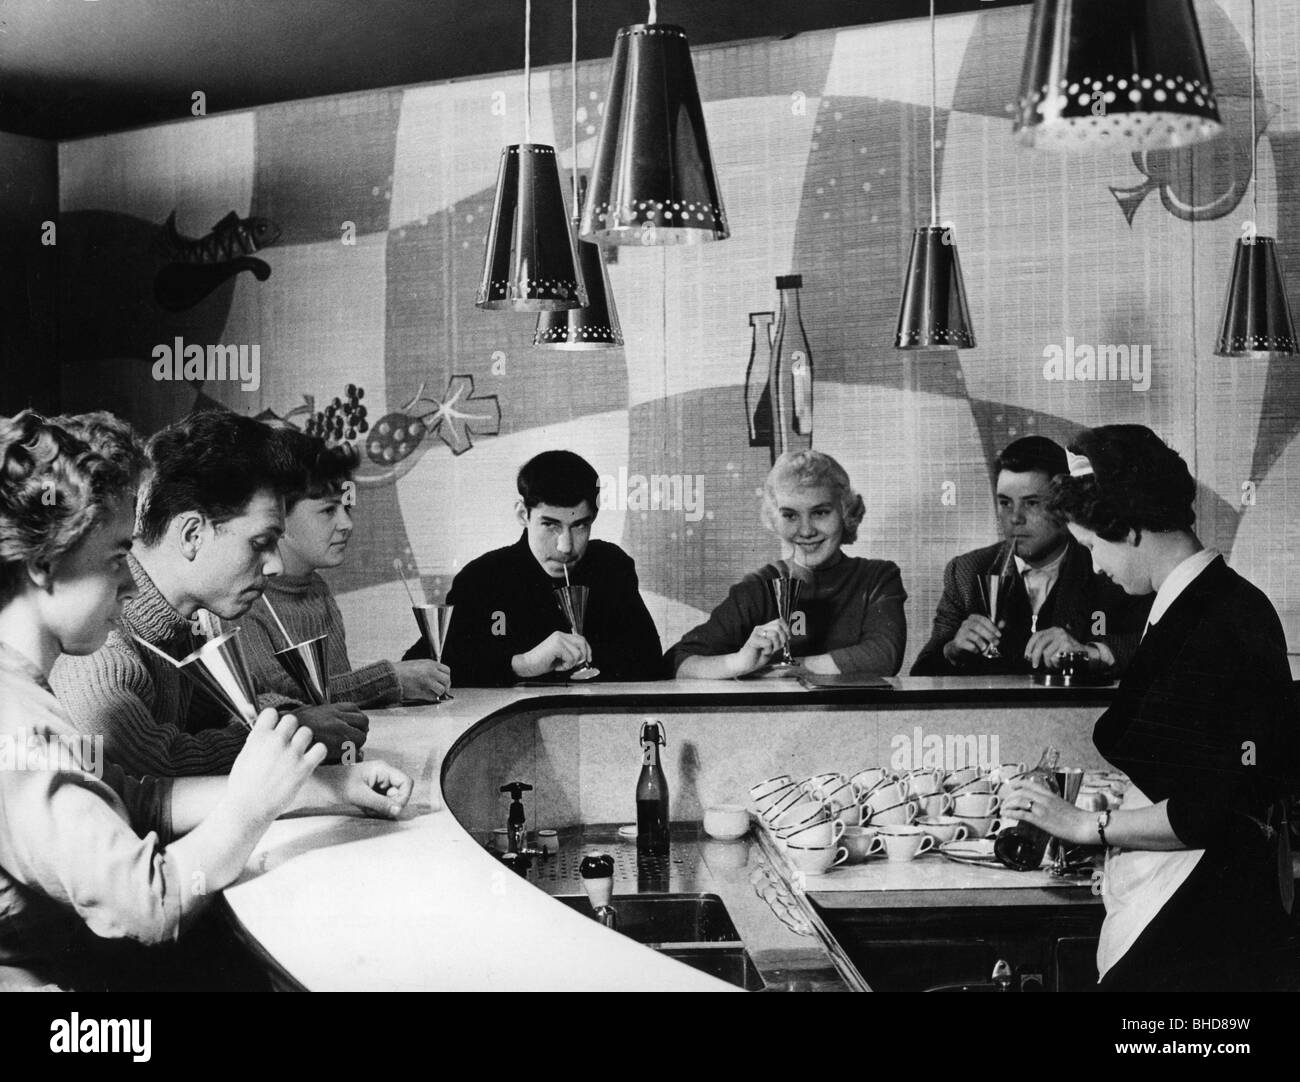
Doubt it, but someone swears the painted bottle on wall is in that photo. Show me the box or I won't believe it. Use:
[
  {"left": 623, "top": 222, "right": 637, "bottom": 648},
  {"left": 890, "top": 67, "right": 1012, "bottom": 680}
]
[{"left": 746, "top": 275, "right": 814, "bottom": 463}]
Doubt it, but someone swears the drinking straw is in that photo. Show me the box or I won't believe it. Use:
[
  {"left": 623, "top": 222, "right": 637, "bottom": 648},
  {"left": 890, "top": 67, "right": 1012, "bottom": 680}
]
[
  {"left": 563, "top": 563, "right": 571, "bottom": 588},
  {"left": 393, "top": 557, "right": 420, "bottom": 609},
  {"left": 130, "top": 633, "right": 180, "bottom": 666},
  {"left": 261, "top": 594, "right": 295, "bottom": 648}
]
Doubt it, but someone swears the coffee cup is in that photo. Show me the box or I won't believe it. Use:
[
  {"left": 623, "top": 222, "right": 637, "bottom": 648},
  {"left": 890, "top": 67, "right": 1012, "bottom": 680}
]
[
  {"left": 904, "top": 770, "right": 945, "bottom": 798},
  {"left": 863, "top": 780, "right": 909, "bottom": 807},
  {"left": 762, "top": 785, "right": 811, "bottom": 823},
  {"left": 841, "top": 825, "right": 884, "bottom": 863},
  {"left": 772, "top": 799, "right": 828, "bottom": 832},
  {"left": 812, "top": 779, "right": 859, "bottom": 814},
  {"left": 948, "top": 776, "right": 993, "bottom": 796},
  {"left": 803, "top": 772, "right": 846, "bottom": 796},
  {"left": 952, "top": 792, "right": 1001, "bottom": 817},
  {"left": 749, "top": 774, "right": 795, "bottom": 803},
  {"left": 876, "top": 825, "right": 936, "bottom": 862},
  {"left": 778, "top": 815, "right": 845, "bottom": 848},
  {"left": 850, "top": 767, "right": 896, "bottom": 797},
  {"left": 786, "top": 843, "right": 850, "bottom": 875},
  {"left": 943, "top": 766, "right": 983, "bottom": 790},
  {"left": 754, "top": 781, "right": 798, "bottom": 815},
  {"left": 954, "top": 814, "right": 1002, "bottom": 838},
  {"left": 861, "top": 798, "right": 918, "bottom": 827},
  {"left": 916, "top": 791, "right": 954, "bottom": 817},
  {"left": 703, "top": 804, "right": 750, "bottom": 840},
  {"left": 916, "top": 815, "right": 971, "bottom": 844},
  {"left": 988, "top": 762, "right": 1028, "bottom": 788}
]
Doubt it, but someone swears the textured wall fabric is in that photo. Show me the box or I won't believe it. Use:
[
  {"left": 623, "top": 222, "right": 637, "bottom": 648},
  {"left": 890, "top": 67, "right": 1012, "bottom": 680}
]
[{"left": 54, "top": 2, "right": 1300, "bottom": 670}]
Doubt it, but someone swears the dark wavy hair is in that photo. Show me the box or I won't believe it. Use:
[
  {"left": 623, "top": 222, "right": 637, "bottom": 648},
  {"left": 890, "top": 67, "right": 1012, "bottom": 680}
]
[
  {"left": 137, "top": 410, "right": 303, "bottom": 546},
  {"left": 995, "top": 435, "right": 1067, "bottom": 480},
  {"left": 1048, "top": 425, "right": 1196, "bottom": 542},
  {"left": 517, "top": 450, "right": 599, "bottom": 512},
  {"left": 0, "top": 411, "right": 141, "bottom": 603},
  {"left": 266, "top": 424, "right": 360, "bottom": 512}
]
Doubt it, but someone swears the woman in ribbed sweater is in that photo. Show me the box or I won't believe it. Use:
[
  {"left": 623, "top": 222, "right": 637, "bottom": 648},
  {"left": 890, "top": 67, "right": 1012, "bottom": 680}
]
[
  {"left": 240, "top": 428, "right": 451, "bottom": 707},
  {"left": 668, "top": 449, "right": 907, "bottom": 679},
  {"left": 0, "top": 411, "right": 411, "bottom": 990}
]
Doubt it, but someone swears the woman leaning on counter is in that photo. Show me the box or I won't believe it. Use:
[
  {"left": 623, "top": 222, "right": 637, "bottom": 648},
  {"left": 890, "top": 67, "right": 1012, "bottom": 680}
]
[
  {"left": 667, "top": 449, "right": 906, "bottom": 679},
  {"left": 1003, "top": 425, "right": 1300, "bottom": 992}
]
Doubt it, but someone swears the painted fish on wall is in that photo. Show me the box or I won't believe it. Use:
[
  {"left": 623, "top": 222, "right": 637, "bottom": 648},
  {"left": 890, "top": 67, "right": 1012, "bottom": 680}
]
[{"left": 153, "top": 210, "right": 282, "bottom": 311}]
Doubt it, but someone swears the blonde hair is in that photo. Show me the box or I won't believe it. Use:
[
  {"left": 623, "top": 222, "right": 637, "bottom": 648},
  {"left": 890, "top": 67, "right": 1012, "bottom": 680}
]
[{"left": 761, "top": 449, "right": 865, "bottom": 545}]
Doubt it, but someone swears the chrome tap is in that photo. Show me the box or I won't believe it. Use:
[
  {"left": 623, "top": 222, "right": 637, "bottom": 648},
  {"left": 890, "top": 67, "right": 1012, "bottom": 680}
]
[{"left": 500, "top": 781, "right": 533, "bottom": 854}]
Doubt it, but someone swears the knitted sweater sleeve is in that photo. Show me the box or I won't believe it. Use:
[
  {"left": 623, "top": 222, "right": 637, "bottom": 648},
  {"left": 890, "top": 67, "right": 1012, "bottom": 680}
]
[{"left": 50, "top": 637, "right": 247, "bottom": 777}]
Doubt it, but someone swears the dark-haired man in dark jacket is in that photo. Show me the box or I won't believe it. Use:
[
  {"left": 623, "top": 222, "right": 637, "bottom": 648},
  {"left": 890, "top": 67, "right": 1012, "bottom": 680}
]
[
  {"left": 404, "top": 450, "right": 664, "bottom": 685},
  {"left": 911, "top": 436, "right": 1149, "bottom": 676}
]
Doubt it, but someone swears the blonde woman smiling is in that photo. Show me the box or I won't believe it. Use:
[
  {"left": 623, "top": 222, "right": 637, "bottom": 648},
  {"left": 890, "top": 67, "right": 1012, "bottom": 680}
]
[{"left": 668, "top": 450, "right": 906, "bottom": 679}]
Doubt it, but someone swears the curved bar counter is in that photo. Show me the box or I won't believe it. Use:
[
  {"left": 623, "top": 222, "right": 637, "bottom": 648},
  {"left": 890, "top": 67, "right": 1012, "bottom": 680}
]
[{"left": 220, "top": 677, "right": 1138, "bottom": 991}]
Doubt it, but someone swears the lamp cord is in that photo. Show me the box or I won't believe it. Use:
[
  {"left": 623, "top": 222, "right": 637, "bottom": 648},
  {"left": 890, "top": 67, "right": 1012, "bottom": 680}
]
[
  {"left": 572, "top": 0, "right": 579, "bottom": 210},
  {"left": 1250, "top": 0, "right": 1258, "bottom": 226},
  {"left": 524, "top": 0, "right": 533, "bottom": 144},
  {"left": 929, "top": 0, "right": 938, "bottom": 226}
]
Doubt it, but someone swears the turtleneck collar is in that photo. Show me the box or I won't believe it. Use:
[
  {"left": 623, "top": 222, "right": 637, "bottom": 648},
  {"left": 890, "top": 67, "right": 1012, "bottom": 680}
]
[
  {"left": 264, "top": 570, "right": 318, "bottom": 597},
  {"left": 121, "top": 552, "right": 192, "bottom": 646}
]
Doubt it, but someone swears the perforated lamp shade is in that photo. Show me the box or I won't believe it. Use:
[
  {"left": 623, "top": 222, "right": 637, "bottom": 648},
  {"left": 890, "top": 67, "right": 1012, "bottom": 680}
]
[
  {"left": 895, "top": 226, "right": 976, "bottom": 351},
  {"left": 534, "top": 216, "right": 624, "bottom": 348},
  {"left": 1215, "top": 236, "right": 1299, "bottom": 358},
  {"left": 580, "top": 23, "right": 728, "bottom": 245},
  {"left": 476, "top": 144, "right": 588, "bottom": 311},
  {"left": 1014, "top": 0, "right": 1223, "bottom": 151}
]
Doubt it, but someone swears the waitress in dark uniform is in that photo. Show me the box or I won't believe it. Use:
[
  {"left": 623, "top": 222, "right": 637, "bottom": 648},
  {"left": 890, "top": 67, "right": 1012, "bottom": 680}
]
[{"left": 1002, "top": 424, "right": 1299, "bottom": 991}]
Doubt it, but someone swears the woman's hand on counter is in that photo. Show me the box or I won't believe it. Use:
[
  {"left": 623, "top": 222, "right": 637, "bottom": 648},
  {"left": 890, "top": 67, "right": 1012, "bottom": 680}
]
[{"left": 733, "top": 618, "right": 790, "bottom": 676}]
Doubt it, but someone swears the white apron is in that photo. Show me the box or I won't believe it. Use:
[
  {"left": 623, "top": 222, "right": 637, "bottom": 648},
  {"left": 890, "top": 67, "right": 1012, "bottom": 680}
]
[{"left": 1096, "top": 784, "right": 1204, "bottom": 980}]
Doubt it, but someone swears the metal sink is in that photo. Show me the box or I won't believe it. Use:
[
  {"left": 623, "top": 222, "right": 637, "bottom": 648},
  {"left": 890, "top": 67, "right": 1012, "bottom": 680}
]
[
  {"left": 552, "top": 892, "right": 742, "bottom": 945},
  {"left": 553, "top": 892, "right": 764, "bottom": 990}
]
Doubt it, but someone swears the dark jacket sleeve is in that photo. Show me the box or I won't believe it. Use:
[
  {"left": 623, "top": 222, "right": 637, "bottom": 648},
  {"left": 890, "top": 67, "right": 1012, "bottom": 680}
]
[
  {"left": 825, "top": 562, "right": 908, "bottom": 676},
  {"left": 594, "top": 554, "right": 666, "bottom": 681},
  {"left": 664, "top": 576, "right": 767, "bottom": 675},
  {"left": 403, "top": 563, "right": 519, "bottom": 687},
  {"left": 910, "top": 556, "right": 971, "bottom": 675},
  {"left": 1158, "top": 600, "right": 1299, "bottom": 850}
]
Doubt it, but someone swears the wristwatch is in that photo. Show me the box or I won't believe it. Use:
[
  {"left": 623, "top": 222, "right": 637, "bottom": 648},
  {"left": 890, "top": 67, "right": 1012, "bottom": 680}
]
[{"left": 1096, "top": 809, "right": 1112, "bottom": 847}]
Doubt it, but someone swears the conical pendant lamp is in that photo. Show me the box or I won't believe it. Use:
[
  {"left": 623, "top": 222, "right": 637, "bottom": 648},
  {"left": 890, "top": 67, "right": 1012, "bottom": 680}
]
[
  {"left": 476, "top": 0, "right": 587, "bottom": 311},
  {"left": 895, "top": 0, "right": 976, "bottom": 351},
  {"left": 580, "top": 1, "right": 728, "bottom": 246},
  {"left": 1014, "top": 0, "right": 1222, "bottom": 152},
  {"left": 535, "top": 1, "right": 623, "bottom": 350},
  {"left": 1215, "top": 0, "right": 1297, "bottom": 358}
]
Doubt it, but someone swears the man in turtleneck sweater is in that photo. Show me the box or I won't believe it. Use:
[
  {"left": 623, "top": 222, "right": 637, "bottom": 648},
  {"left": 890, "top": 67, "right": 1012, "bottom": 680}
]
[{"left": 51, "top": 411, "right": 369, "bottom": 776}]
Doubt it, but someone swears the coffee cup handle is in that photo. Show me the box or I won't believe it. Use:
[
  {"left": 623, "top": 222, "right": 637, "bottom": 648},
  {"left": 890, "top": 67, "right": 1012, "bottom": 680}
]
[
  {"left": 987, "top": 818, "right": 1003, "bottom": 836},
  {"left": 917, "top": 835, "right": 935, "bottom": 855},
  {"left": 867, "top": 835, "right": 885, "bottom": 856},
  {"left": 832, "top": 846, "right": 849, "bottom": 867},
  {"left": 905, "top": 800, "right": 919, "bottom": 822},
  {"left": 987, "top": 796, "right": 1001, "bottom": 814},
  {"left": 831, "top": 819, "right": 846, "bottom": 844},
  {"left": 859, "top": 805, "right": 873, "bottom": 826},
  {"left": 941, "top": 793, "right": 954, "bottom": 815},
  {"left": 953, "top": 823, "right": 969, "bottom": 841}
]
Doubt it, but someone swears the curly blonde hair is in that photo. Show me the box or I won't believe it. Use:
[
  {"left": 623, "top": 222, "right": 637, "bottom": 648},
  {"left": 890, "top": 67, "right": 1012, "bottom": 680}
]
[{"left": 760, "top": 449, "right": 865, "bottom": 545}]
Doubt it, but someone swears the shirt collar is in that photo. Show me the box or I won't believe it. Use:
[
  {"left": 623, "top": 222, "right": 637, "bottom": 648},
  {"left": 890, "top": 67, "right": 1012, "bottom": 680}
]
[
  {"left": 1145, "top": 548, "right": 1219, "bottom": 631},
  {"left": 1014, "top": 544, "right": 1068, "bottom": 579}
]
